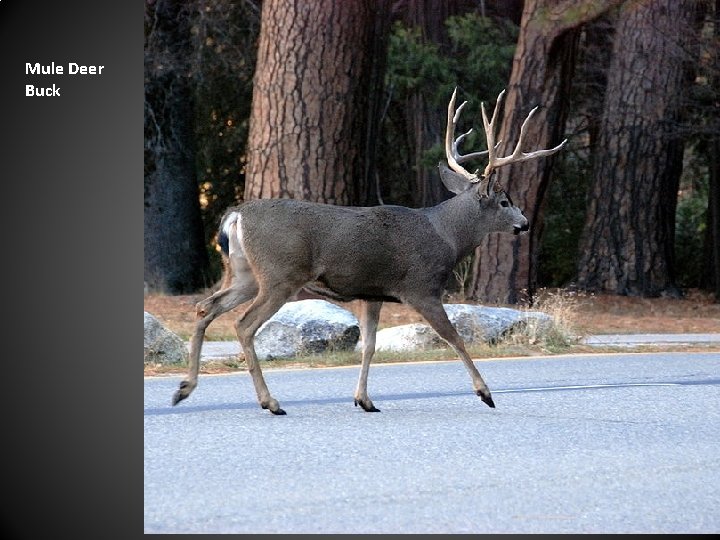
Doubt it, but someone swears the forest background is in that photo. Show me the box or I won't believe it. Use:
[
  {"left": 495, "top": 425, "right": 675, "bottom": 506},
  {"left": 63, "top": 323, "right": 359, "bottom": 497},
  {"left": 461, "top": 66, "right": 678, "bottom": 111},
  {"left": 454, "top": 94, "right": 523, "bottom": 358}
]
[{"left": 144, "top": 0, "right": 719, "bottom": 308}]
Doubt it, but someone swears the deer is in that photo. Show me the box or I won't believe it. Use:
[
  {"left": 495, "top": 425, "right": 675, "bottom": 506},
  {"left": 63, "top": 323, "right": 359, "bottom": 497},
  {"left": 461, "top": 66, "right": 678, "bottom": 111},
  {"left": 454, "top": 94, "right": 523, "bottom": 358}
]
[{"left": 172, "top": 88, "right": 566, "bottom": 415}]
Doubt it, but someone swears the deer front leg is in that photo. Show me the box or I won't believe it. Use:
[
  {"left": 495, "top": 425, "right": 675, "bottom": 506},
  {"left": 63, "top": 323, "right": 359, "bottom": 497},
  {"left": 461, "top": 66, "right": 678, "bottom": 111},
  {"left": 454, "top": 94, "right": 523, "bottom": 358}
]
[
  {"left": 407, "top": 296, "right": 495, "bottom": 408},
  {"left": 354, "top": 301, "right": 383, "bottom": 412}
]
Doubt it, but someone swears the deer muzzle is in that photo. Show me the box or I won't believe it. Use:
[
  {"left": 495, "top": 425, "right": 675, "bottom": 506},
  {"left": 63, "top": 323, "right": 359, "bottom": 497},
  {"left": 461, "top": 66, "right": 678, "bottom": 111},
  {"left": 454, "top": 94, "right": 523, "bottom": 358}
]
[{"left": 513, "top": 222, "right": 530, "bottom": 235}]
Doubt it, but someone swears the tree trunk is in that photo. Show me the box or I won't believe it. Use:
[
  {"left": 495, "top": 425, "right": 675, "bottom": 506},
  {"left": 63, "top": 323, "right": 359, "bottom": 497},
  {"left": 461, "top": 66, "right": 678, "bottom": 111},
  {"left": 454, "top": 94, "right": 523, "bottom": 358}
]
[
  {"left": 144, "top": 0, "right": 210, "bottom": 294},
  {"left": 576, "top": 0, "right": 700, "bottom": 297},
  {"left": 468, "top": 0, "right": 623, "bottom": 304},
  {"left": 706, "top": 137, "right": 720, "bottom": 300},
  {"left": 244, "top": 0, "right": 389, "bottom": 205},
  {"left": 403, "top": 0, "right": 467, "bottom": 208}
]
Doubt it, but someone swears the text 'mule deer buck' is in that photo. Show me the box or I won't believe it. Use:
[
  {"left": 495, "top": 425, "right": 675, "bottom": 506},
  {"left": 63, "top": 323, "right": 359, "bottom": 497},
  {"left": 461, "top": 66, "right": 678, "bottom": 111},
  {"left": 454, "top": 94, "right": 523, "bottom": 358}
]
[{"left": 172, "top": 88, "right": 566, "bottom": 415}]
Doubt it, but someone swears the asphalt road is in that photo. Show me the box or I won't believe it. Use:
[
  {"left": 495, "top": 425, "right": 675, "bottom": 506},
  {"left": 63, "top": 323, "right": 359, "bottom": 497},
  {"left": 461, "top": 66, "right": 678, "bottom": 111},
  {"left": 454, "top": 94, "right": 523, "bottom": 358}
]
[{"left": 144, "top": 352, "right": 720, "bottom": 533}]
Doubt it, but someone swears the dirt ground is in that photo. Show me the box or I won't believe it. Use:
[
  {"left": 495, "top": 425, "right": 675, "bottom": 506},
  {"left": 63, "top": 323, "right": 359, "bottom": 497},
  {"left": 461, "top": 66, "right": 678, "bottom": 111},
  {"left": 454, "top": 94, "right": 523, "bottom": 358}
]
[{"left": 144, "top": 288, "right": 720, "bottom": 341}]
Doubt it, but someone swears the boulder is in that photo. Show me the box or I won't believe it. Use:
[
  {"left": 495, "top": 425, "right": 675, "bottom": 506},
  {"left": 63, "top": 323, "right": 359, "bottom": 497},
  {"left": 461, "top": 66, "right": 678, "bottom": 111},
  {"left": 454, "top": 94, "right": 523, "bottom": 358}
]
[
  {"left": 366, "top": 323, "right": 445, "bottom": 353},
  {"left": 254, "top": 299, "right": 360, "bottom": 360},
  {"left": 369, "top": 304, "right": 553, "bottom": 353},
  {"left": 443, "top": 304, "right": 552, "bottom": 344},
  {"left": 144, "top": 311, "right": 188, "bottom": 365}
]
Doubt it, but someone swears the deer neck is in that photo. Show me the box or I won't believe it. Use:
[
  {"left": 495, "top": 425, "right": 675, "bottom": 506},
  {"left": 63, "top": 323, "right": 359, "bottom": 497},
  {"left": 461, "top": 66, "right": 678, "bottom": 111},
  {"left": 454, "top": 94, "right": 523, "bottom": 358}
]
[{"left": 423, "top": 190, "right": 488, "bottom": 262}]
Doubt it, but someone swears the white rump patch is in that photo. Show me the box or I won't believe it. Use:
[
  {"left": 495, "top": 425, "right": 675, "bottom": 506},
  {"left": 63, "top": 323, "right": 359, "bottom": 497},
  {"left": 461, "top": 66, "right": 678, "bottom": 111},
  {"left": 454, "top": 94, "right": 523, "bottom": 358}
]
[{"left": 222, "top": 211, "right": 245, "bottom": 257}]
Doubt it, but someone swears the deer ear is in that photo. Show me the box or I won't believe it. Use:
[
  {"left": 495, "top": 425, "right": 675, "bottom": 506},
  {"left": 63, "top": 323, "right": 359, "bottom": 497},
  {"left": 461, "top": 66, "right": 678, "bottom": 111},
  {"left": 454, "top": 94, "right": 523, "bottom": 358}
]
[
  {"left": 474, "top": 173, "right": 493, "bottom": 199},
  {"left": 483, "top": 172, "right": 500, "bottom": 198},
  {"left": 438, "top": 162, "right": 473, "bottom": 195}
]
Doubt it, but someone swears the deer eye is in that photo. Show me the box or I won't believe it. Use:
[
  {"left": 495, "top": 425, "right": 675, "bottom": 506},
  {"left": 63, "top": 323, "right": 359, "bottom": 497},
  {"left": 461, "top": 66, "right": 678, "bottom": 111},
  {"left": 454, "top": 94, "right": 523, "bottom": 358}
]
[{"left": 500, "top": 200, "right": 510, "bottom": 208}]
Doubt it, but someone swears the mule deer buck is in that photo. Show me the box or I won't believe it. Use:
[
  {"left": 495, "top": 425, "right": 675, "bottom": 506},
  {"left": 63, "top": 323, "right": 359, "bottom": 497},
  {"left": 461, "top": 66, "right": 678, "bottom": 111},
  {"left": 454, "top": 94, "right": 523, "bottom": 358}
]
[{"left": 172, "top": 88, "right": 566, "bottom": 414}]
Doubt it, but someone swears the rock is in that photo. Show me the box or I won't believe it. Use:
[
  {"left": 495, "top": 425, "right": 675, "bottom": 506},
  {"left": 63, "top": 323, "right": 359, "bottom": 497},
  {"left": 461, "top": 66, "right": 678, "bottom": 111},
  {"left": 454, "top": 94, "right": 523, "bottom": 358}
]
[
  {"left": 369, "top": 304, "right": 554, "bottom": 353},
  {"left": 254, "top": 299, "right": 360, "bottom": 360},
  {"left": 144, "top": 311, "right": 188, "bottom": 365},
  {"left": 367, "top": 323, "right": 445, "bottom": 353},
  {"left": 443, "top": 304, "right": 552, "bottom": 344},
  {"left": 443, "top": 304, "right": 516, "bottom": 343}
]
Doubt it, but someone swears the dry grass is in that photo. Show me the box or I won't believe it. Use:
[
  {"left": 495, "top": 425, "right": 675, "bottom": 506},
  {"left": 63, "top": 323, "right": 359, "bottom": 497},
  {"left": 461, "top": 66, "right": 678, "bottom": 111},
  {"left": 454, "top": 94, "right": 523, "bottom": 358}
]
[
  {"left": 503, "top": 289, "right": 586, "bottom": 352},
  {"left": 571, "top": 288, "right": 719, "bottom": 334}
]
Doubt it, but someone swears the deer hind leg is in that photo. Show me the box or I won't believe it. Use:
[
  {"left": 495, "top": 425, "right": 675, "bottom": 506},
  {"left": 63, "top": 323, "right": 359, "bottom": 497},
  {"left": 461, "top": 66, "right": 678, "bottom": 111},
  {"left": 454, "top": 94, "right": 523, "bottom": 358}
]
[
  {"left": 354, "top": 301, "right": 383, "bottom": 412},
  {"left": 406, "top": 296, "right": 495, "bottom": 409},
  {"left": 172, "top": 258, "right": 258, "bottom": 406},
  {"left": 234, "top": 283, "right": 300, "bottom": 415}
]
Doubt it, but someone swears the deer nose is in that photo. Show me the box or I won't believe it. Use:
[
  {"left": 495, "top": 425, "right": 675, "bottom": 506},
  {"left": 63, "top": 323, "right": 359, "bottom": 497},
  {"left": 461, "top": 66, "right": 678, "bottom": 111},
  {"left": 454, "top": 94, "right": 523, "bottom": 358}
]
[{"left": 513, "top": 220, "right": 529, "bottom": 235}]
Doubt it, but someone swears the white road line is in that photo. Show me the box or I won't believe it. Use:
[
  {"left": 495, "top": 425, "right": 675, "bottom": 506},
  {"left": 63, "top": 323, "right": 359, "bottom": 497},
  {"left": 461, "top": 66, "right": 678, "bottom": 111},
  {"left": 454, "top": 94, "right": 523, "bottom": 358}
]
[{"left": 496, "top": 382, "right": 682, "bottom": 393}]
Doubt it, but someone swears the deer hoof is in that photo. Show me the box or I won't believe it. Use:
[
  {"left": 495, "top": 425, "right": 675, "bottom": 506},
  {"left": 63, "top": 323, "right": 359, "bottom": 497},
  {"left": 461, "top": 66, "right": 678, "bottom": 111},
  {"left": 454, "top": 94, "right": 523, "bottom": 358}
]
[
  {"left": 476, "top": 390, "right": 496, "bottom": 408},
  {"left": 261, "top": 399, "right": 286, "bottom": 415},
  {"left": 171, "top": 380, "right": 194, "bottom": 406},
  {"left": 354, "top": 398, "right": 381, "bottom": 412}
]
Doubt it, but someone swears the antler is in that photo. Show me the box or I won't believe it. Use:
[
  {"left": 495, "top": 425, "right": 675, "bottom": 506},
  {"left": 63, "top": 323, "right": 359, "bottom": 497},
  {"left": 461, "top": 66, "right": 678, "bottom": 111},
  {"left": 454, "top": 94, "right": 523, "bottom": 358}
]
[
  {"left": 444, "top": 87, "right": 567, "bottom": 191},
  {"left": 480, "top": 90, "right": 567, "bottom": 179},
  {"left": 445, "top": 88, "right": 490, "bottom": 183}
]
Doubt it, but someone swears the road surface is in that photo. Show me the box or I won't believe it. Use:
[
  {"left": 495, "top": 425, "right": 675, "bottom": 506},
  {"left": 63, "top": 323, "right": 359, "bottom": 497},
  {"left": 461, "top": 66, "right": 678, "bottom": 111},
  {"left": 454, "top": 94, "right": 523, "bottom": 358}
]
[{"left": 144, "top": 351, "right": 720, "bottom": 533}]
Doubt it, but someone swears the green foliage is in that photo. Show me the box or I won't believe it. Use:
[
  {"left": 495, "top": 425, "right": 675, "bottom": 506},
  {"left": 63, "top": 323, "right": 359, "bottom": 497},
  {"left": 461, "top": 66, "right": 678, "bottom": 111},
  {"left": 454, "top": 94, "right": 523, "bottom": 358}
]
[
  {"left": 386, "top": 13, "right": 517, "bottom": 104},
  {"left": 386, "top": 25, "right": 451, "bottom": 95},
  {"left": 445, "top": 13, "right": 518, "bottom": 95},
  {"left": 675, "top": 149, "right": 709, "bottom": 288},
  {"left": 382, "top": 13, "right": 518, "bottom": 205}
]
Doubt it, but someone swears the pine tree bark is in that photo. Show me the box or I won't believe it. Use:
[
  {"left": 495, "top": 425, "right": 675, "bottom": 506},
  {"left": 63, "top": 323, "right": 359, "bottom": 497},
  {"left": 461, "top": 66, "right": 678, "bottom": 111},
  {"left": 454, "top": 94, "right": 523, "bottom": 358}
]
[
  {"left": 144, "top": 0, "right": 210, "bottom": 294},
  {"left": 576, "top": 0, "right": 700, "bottom": 297},
  {"left": 468, "top": 0, "right": 623, "bottom": 304},
  {"left": 244, "top": 0, "right": 389, "bottom": 205}
]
